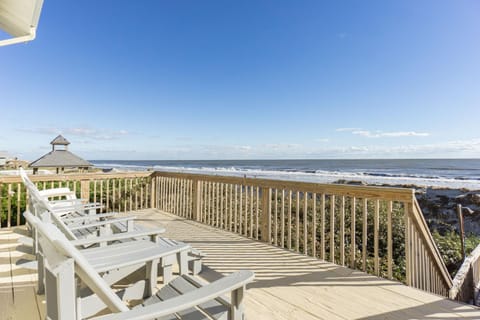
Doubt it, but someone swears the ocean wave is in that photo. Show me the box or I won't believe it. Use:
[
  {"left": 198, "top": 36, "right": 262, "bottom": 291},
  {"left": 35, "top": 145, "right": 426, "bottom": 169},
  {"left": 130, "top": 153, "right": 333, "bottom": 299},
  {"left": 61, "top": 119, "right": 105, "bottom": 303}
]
[{"left": 90, "top": 162, "right": 480, "bottom": 190}]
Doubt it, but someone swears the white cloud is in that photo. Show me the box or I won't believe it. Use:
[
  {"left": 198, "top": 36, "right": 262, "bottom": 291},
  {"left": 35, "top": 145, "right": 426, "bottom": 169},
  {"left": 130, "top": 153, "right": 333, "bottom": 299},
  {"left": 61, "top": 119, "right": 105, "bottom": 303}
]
[
  {"left": 315, "top": 138, "right": 330, "bottom": 143},
  {"left": 337, "top": 128, "right": 430, "bottom": 138},
  {"left": 335, "top": 127, "right": 361, "bottom": 132},
  {"left": 20, "top": 126, "right": 130, "bottom": 141},
  {"left": 379, "top": 131, "right": 430, "bottom": 137}
]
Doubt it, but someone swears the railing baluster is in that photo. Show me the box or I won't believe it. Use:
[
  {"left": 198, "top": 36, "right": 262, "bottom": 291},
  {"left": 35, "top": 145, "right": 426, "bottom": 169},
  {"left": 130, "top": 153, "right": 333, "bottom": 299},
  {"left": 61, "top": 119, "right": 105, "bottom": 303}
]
[
  {"left": 7, "top": 184, "right": 12, "bottom": 228},
  {"left": 234, "top": 184, "right": 238, "bottom": 233},
  {"left": 296, "top": 191, "right": 300, "bottom": 252},
  {"left": 374, "top": 199, "right": 380, "bottom": 276},
  {"left": 0, "top": 183, "right": 3, "bottom": 228},
  {"left": 220, "top": 183, "right": 224, "bottom": 229},
  {"left": 239, "top": 185, "right": 243, "bottom": 234},
  {"left": 274, "top": 189, "right": 278, "bottom": 246},
  {"left": 288, "top": 190, "right": 292, "bottom": 250},
  {"left": 320, "top": 193, "right": 325, "bottom": 260},
  {"left": 303, "top": 192, "right": 308, "bottom": 256},
  {"left": 387, "top": 200, "right": 393, "bottom": 279},
  {"left": 330, "top": 194, "right": 335, "bottom": 263},
  {"left": 250, "top": 186, "right": 254, "bottom": 238},
  {"left": 244, "top": 185, "right": 248, "bottom": 236},
  {"left": 281, "top": 189, "right": 285, "bottom": 248},
  {"left": 268, "top": 188, "right": 272, "bottom": 243},
  {"left": 362, "top": 198, "right": 368, "bottom": 272},
  {"left": 229, "top": 184, "right": 233, "bottom": 231},
  {"left": 312, "top": 193, "right": 317, "bottom": 257},
  {"left": 340, "top": 195, "right": 345, "bottom": 266},
  {"left": 350, "top": 197, "right": 356, "bottom": 269},
  {"left": 16, "top": 183, "right": 21, "bottom": 226}
]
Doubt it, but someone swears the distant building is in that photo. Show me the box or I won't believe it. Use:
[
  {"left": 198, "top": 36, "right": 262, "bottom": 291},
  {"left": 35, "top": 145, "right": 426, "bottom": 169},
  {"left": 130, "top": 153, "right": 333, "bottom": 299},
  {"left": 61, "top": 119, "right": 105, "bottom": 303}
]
[
  {"left": 29, "top": 135, "right": 92, "bottom": 174},
  {"left": 0, "top": 151, "right": 8, "bottom": 168}
]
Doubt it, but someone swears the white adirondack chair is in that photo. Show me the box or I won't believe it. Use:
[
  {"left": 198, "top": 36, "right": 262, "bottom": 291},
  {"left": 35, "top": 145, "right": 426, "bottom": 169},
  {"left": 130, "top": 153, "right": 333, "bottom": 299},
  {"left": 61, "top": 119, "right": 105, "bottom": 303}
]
[
  {"left": 25, "top": 211, "right": 191, "bottom": 298},
  {"left": 19, "top": 167, "right": 103, "bottom": 218},
  {"left": 31, "top": 211, "right": 254, "bottom": 320}
]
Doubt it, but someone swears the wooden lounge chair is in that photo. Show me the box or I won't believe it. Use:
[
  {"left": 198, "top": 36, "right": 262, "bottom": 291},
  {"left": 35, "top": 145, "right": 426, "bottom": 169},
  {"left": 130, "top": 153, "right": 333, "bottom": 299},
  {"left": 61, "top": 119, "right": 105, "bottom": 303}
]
[
  {"left": 20, "top": 169, "right": 204, "bottom": 289},
  {"left": 32, "top": 211, "right": 254, "bottom": 320},
  {"left": 19, "top": 167, "right": 103, "bottom": 218},
  {"left": 24, "top": 196, "right": 203, "bottom": 289},
  {"left": 21, "top": 180, "right": 136, "bottom": 258},
  {"left": 25, "top": 211, "right": 190, "bottom": 297}
]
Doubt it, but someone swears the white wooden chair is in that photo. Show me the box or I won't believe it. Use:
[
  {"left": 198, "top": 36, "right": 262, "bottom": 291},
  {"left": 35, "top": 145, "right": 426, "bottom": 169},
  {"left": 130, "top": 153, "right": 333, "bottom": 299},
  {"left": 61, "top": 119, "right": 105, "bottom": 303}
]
[
  {"left": 19, "top": 168, "right": 103, "bottom": 218},
  {"left": 31, "top": 211, "right": 254, "bottom": 320},
  {"left": 24, "top": 211, "right": 190, "bottom": 297}
]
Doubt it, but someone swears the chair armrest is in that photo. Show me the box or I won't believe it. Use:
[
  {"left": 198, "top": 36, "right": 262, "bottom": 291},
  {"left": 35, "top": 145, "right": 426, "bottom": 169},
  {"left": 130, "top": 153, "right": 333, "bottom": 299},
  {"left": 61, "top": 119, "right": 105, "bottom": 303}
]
[
  {"left": 39, "top": 187, "right": 76, "bottom": 199},
  {"left": 70, "top": 228, "right": 166, "bottom": 246},
  {"left": 94, "top": 270, "right": 255, "bottom": 320},
  {"left": 50, "top": 203, "right": 103, "bottom": 216},
  {"left": 68, "top": 216, "right": 137, "bottom": 231},
  {"left": 62, "top": 212, "right": 118, "bottom": 223}
]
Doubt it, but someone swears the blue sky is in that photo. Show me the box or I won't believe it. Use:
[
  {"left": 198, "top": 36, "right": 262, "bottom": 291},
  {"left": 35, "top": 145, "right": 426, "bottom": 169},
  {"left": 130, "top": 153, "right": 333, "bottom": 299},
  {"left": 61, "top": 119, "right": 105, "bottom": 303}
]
[{"left": 1, "top": 0, "right": 479, "bottom": 160}]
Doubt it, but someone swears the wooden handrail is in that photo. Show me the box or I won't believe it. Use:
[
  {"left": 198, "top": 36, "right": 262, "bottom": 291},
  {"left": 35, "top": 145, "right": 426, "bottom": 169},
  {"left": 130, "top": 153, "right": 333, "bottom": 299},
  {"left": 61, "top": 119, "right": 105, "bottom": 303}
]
[
  {"left": 0, "top": 172, "right": 153, "bottom": 228},
  {"left": 150, "top": 171, "right": 414, "bottom": 202},
  {"left": 404, "top": 199, "right": 453, "bottom": 295},
  {"left": 150, "top": 170, "right": 452, "bottom": 297},
  {"left": 0, "top": 171, "right": 151, "bottom": 184},
  {"left": 0, "top": 169, "right": 454, "bottom": 297},
  {"left": 450, "top": 243, "right": 480, "bottom": 304}
]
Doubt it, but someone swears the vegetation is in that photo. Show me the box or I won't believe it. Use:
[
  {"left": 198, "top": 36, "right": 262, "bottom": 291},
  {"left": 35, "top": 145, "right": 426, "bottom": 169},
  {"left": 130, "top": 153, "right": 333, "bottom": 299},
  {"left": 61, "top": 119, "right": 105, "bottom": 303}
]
[{"left": 432, "top": 230, "right": 480, "bottom": 277}]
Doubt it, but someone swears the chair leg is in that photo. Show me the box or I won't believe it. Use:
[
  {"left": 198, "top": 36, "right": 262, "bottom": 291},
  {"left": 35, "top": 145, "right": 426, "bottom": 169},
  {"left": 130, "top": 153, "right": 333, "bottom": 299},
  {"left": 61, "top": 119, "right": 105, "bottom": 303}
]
[
  {"left": 230, "top": 286, "right": 245, "bottom": 320},
  {"left": 37, "top": 253, "right": 45, "bottom": 294},
  {"left": 162, "top": 264, "right": 173, "bottom": 284},
  {"left": 146, "top": 258, "right": 159, "bottom": 297},
  {"left": 178, "top": 251, "right": 188, "bottom": 275},
  {"left": 45, "top": 258, "right": 76, "bottom": 320}
]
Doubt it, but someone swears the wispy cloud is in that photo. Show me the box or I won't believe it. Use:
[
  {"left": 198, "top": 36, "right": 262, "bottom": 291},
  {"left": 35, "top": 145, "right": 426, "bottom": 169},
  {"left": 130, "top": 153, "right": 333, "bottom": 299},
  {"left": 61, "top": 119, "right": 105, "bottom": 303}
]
[
  {"left": 336, "top": 128, "right": 430, "bottom": 138},
  {"left": 352, "top": 130, "right": 430, "bottom": 138},
  {"left": 335, "top": 127, "right": 361, "bottom": 132},
  {"left": 19, "top": 126, "right": 130, "bottom": 141},
  {"left": 315, "top": 138, "right": 330, "bottom": 143}
]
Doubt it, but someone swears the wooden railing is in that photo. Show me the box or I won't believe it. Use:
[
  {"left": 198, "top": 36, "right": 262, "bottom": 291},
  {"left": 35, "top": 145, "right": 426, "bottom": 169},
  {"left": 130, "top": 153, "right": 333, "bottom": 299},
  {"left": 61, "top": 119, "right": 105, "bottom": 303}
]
[
  {"left": 0, "top": 172, "right": 153, "bottom": 227},
  {"left": 449, "top": 244, "right": 480, "bottom": 304},
  {"left": 0, "top": 170, "right": 453, "bottom": 297},
  {"left": 151, "top": 171, "right": 453, "bottom": 296}
]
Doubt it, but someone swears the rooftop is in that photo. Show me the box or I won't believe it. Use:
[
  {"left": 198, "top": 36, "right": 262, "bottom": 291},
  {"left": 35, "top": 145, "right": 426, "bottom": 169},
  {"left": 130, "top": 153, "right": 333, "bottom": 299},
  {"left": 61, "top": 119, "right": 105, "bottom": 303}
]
[
  {"left": 50, "top": 134, "right": 70, "bottom": 145},
  {"left": 29, "top": 149, "right": 92, "bottom": 168}
]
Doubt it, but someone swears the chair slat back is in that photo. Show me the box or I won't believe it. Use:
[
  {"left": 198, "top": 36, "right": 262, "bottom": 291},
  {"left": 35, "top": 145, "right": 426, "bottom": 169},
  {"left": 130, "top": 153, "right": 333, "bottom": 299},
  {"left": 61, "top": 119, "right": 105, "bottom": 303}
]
[{"left": 25, "top": 211, "right": 129, "bottom": 314}]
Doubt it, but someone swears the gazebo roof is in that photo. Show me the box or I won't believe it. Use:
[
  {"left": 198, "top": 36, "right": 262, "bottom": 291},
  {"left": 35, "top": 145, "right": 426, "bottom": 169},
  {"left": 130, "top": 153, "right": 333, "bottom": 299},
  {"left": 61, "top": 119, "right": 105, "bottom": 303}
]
[
  {"left": 29, "top": 150, "right": 92, "bottom": 168},
  {"left": 50, "top": 134, "right": 70, "bottom": 145}
]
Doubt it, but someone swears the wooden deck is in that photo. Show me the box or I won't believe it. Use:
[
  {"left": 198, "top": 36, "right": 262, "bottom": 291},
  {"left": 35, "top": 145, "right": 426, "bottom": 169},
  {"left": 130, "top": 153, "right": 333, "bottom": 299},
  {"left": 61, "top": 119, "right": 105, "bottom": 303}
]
[{"left": 2, "top": 209, "right": 480, "bottom": 319}]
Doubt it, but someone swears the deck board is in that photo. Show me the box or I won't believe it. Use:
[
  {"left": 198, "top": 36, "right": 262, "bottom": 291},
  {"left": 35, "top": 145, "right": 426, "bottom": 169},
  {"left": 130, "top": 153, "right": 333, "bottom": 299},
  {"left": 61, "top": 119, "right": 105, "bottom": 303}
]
[
  {"left": 0, "top": 228, "right": 42, "bottom": 320},
  {"left": 137, "top": 209, "right": 480, "bottom": 320},
  {"left": 1, "top": 208, "right": 480, "bottom": 319}
]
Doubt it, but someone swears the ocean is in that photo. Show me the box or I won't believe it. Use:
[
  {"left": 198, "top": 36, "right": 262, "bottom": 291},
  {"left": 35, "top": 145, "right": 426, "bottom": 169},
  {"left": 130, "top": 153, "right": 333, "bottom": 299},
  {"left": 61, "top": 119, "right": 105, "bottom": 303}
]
[{"left": 89, "top": 159, "right": 480, "bottom": 190}]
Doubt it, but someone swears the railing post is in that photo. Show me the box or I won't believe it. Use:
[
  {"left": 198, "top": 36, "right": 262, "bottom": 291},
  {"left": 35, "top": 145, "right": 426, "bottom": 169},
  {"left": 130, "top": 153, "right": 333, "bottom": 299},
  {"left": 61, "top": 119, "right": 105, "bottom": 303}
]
[
  {"left": 80, "top": 180, "right": 90, "bottom": 201},
  {"left": 261, "top": 187, "right": 271, "bottom": 243},
  {"left": 405, "top": 201, "right": 412, "bottom": 287},
  {"left": 192, "top": 179, "right": 202, "bottom": 222}
]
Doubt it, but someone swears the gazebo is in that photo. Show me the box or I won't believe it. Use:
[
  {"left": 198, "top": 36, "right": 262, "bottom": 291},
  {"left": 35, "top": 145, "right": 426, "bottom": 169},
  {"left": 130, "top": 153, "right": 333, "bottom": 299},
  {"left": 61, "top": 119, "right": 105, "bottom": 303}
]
[{"left": 29, "top": 135, "right": 92, "bottom": 174}]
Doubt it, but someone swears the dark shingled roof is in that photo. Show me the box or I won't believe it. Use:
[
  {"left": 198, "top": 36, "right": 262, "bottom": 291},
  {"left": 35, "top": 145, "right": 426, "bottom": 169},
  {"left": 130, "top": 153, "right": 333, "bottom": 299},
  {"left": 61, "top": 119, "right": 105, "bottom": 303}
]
[
  {"left": 50, "top": 134, "right": 70, "bottom": 145},
  {"left": 29, "top": 150, "right": 92, "bottom": 168}
]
